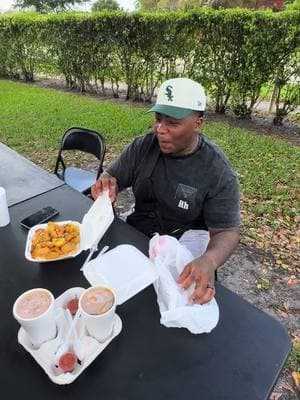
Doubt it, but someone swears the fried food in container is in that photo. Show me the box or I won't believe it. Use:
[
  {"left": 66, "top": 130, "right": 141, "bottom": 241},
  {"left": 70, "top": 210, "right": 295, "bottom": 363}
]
[{"left": 26, "top": 221, "right": 81, "bottom": 262}]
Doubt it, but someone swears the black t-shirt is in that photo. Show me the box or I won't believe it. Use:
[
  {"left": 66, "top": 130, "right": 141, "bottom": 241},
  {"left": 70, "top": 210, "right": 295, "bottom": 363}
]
[{"left": 108, "top": 132, "right": 240, "bottom": 235}]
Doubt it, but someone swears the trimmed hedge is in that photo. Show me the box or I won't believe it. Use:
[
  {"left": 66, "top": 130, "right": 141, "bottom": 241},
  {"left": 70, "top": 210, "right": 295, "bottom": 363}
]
[{"left": 0, "top": 10, "right": 299, "bottom": 117}]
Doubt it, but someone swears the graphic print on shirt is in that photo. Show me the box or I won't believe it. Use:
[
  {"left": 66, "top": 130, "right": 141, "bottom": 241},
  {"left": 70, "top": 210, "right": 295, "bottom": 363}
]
[{"left": 175, "top": 184, "right": 198, "bottom": 211}]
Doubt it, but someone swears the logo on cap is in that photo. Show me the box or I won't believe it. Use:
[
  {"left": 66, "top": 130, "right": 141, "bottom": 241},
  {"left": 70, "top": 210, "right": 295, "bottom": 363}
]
[{"left": 165, "top": 85, "right": 174, "bottom": 102}]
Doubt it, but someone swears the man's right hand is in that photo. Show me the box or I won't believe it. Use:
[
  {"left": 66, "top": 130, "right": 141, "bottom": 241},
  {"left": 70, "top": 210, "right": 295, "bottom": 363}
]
[{"left": 91, "top": 172, "right": 118, "bottom": 203}]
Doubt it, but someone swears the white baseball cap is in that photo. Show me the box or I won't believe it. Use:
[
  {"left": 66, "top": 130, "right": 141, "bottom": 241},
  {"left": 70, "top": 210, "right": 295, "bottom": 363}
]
[{"left": 147, "top": 77, "right": 206, "bottom": 119}]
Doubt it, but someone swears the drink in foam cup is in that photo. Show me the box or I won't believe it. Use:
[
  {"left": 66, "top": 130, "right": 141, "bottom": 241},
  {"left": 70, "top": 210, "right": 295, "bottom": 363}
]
[
  {"left": 79, "top": 286, "right": 116, "bottom": 342},
  {"left": 13, "top": 288, "right": 57, "bottom": 348}
]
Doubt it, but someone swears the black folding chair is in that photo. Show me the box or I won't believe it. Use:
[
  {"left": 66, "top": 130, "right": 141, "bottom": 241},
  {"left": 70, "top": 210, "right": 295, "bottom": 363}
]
[{"left": 54, "top": 127, "right": 106, "bottom": 195}]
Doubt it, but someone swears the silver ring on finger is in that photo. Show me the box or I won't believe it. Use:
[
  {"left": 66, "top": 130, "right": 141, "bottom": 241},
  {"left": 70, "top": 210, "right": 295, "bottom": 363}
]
[{"left": 206, "top": 284, "right": 215, "bottom": 291}]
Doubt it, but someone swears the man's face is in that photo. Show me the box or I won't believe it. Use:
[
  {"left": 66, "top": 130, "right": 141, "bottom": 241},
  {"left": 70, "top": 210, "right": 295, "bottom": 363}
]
[{"left": 154, "top": 112, "right": 203, "bottom": 155}]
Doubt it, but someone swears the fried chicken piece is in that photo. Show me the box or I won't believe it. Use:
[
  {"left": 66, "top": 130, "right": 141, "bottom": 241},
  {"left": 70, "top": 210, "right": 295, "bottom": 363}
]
[{"left": 61, "top": 241, "right": 77, "bottom": 254}]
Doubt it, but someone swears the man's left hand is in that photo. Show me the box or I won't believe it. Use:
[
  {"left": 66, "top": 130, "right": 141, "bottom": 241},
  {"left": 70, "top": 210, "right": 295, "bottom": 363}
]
[
  {"left": 176, "top": 228, "right": 240, "bottom": 304},
  {"left": 176, "top": 257, "right": 216, "bottom": 305}
]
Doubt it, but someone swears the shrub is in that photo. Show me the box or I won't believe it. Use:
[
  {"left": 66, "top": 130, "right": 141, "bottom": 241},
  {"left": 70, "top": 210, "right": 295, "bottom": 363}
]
[{"left": 0, "top": 9, "right": 299, "bottom": 120}]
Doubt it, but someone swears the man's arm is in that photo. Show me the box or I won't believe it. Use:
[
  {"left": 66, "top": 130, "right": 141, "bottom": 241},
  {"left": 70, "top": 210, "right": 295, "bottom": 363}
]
[{"left": 177, "top": 227, "right": 240, "bottom": 304}]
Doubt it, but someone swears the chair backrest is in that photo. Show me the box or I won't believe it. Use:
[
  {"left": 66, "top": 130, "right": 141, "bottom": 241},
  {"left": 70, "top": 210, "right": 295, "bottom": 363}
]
[{"left": 54, "top": 127, "right": 106, "bottom": 180}]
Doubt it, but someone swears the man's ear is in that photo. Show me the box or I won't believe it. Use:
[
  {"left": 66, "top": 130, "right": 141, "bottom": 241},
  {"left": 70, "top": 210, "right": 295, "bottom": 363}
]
[{"left": 196, "top": 117, "right": 204, "bottom": 130}]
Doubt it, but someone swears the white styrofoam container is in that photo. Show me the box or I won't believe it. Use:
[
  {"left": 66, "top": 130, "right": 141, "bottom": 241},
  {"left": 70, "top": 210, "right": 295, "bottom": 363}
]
[
  {"left": 25, "top": 220, "right": 82, "bottom": 262},
  {"left": 82, "top": 244, "right": 158, "bottom": 305},
  {"left": 17, "top": 287, "right": 122, "bottom": 385},
  {"left": 25, "top": 192, "right": 114, "bottom": 263}
]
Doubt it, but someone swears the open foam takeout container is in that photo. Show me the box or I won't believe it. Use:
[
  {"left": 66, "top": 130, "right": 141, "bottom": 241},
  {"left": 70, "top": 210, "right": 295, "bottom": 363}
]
[{"left": 25, "top": 192, "right": 114, "bottom": 263}]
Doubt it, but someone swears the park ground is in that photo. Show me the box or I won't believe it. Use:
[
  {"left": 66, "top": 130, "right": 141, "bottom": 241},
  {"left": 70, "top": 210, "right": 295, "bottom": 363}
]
[{"left": 1, "top": 77, "right": 299, "bottom": 399}]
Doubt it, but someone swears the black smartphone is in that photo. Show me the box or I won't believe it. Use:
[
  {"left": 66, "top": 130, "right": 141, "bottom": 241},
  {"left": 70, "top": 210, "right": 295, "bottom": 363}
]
[{"left": 20, "top": 206, "right": 59, "bottom": 229}]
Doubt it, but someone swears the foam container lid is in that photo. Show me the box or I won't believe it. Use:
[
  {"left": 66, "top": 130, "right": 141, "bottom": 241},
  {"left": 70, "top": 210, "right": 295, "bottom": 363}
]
[
  {"left": 80, "top": 191, "right": 114, "bottom": 250},
  {"left": 82, "top": 244, "right": 158, "bottom": 305}
]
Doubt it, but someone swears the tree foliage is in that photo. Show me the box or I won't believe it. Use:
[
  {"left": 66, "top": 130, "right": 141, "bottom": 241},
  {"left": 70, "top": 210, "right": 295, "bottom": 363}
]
[
  {"left": 137, "top": 0, "right": 201, "bottom": 11},
  {"left": 91, "top": 0, "right": 121, "bottom": 11},
  {"left": 286, "top": 0, "right": 300, "bottom": 9},
  {"left": 136, "top": 0, "right": 284, "bottom": 10},
  {"left": 14, "top": 0, "right": 87, "bottom": 13}
]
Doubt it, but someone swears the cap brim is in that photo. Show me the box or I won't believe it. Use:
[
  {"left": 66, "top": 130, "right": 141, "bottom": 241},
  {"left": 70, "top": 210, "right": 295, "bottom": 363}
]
[{"left": 146, "top": 104, "right": 193, "bottom": 120}]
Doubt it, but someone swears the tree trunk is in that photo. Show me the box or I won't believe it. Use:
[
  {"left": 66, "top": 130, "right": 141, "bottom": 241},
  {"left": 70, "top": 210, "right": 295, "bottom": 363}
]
[
  {"left": 269, "top": 83, "right": 279, "bottom": 113},
  {"left": 273, "top": 115, "right": 283, "bottom": 125}
]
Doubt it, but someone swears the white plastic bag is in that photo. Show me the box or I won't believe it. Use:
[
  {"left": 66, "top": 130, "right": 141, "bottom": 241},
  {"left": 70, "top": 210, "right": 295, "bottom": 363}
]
[{"left": 149, "top": 234, "right": 219, "bottom": 334}]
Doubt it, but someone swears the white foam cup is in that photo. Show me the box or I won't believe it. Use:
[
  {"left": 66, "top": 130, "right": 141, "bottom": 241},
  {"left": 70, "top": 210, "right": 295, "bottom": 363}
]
[
  {"left": 13, "top": 288, "right": 57, "bottom": 348},
  {"left": 0, "top": 187, "right": 10, "bottom": 227},
  {"left": 79, "top": 285, "right": 116, "bottom": 343}
]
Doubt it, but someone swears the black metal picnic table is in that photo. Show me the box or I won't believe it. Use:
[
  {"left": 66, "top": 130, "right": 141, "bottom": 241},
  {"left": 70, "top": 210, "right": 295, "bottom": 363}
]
[{"left": 0, "top": 182, "right": 291, "bottom": 400}]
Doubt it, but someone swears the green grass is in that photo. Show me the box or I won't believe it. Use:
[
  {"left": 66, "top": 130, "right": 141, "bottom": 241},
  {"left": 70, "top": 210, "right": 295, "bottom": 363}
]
[
  {"left": 0, "top": 79, "right": 299, "bottom": 227},
  {"left": 204, "top": 122, "right": 299, "bottom": 222},
  {"left": 260, "top": 81, "right": 299, "bottom": 103},
  {"left": 286, "top": 342, "right": 300, "bottom": 373},
  {"left": 0, "top": 79, "right": 152, "bottom": 152},
  {"left": 259, "top": 83, "right": 273, "bottom": 101}
]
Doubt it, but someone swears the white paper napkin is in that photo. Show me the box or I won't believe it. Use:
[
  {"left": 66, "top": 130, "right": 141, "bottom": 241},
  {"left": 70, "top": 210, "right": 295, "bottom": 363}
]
[{"left": 0, "top": 187, "right": 10, "bottom": 227}]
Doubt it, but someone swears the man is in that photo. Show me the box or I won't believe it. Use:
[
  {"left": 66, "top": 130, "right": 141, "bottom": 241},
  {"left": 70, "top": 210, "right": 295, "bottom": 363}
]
[{"left": 92, "top": 78, "right": 240, "bottom": 305}]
